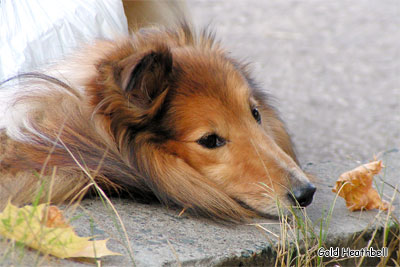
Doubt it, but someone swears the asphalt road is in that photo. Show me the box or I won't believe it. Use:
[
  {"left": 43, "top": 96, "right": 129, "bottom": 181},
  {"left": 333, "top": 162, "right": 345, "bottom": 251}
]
[{"left": 188, "top": 0, "right": 400, "bottom": 165}]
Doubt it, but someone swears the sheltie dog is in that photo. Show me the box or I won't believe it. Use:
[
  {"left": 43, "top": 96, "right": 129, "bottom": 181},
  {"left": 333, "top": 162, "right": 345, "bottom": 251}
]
[{"left": 0, "top": 24, "right": 316, "bottom": 222}]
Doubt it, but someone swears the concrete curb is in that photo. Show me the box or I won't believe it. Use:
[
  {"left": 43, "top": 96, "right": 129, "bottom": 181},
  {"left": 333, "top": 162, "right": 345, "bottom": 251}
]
[{"left": 1, "top": 149, "right": 398, "bottom": 266}]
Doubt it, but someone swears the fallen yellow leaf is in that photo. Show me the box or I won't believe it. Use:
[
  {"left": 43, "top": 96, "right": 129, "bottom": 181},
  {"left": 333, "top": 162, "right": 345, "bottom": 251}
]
[
  {"left": 0, "top": 202, "right": 121, "bottom": 259},
  {"left": 42, "top": 206, "right": 69, "bottom": 228},
  {"left": 332, "top": 160, "right": 391, "bottom": 211}
]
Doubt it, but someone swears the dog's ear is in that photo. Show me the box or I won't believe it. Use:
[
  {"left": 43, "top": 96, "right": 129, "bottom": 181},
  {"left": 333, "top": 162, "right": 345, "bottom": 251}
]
[{"left": 121, "top": 46, "right": 173, "bottom": 108}]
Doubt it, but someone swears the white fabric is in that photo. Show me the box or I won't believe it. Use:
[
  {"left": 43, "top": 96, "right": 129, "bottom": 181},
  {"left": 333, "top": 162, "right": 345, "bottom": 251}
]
[{"left": 0, "top": 0, "right": 128, "bottom": 80}]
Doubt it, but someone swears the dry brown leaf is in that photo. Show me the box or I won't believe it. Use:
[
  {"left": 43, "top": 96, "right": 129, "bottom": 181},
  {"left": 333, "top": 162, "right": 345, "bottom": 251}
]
[
  {"left": 0, "top": 202, "right": 121, "bottom": 259},
  {"left": 332, "top": 160, "right": 391, "bottom": 211}
]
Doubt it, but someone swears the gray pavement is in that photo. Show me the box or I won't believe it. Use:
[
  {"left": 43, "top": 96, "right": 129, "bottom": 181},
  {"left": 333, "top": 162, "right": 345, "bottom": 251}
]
[
  {"left": 1, "top": 1, "right": 399, "bottom": 266},
  {"left": 189, "top": 0, "right": 400, "bottom": 165},
  {"left": 1, "top": 150, "right": 399, "bottom": 266}
]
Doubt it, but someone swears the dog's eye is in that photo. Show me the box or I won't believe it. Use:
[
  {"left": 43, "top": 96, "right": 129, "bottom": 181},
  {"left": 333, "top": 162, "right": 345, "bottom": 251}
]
[
  {"left": 197, "top": 134, "right": 226, "bottom": 149},
  {"left": 252, "top": 107, "right": 261, "bottom": 124}
]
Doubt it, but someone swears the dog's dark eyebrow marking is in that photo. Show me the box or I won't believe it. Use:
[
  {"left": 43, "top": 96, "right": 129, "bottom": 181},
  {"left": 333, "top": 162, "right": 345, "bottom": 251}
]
[
  {"left": 228, "top": 59, "right": 267, "bottom": 99},
  {"left": 227, "top": 59, "right": 280, "bottom": 109}
]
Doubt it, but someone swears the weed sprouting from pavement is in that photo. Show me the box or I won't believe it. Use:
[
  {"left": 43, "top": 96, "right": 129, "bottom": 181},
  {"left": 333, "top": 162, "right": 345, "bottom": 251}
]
[{"left": 257, "top": 157, "right": 399, "bottom": 267}]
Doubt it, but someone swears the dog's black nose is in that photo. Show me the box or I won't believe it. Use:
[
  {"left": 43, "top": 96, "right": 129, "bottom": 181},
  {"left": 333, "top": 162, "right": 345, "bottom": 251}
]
[{"left": 289, "top": 183, "right": 316, "bottom": 207}]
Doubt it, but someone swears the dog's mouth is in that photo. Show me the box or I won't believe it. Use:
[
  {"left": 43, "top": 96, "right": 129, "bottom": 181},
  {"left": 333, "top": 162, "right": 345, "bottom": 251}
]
[
  {"left": 233, "top": 197, "right": 281, "bottom": 220},
  {"left": 233, "top": 184, "right": 316, "bottom": 220}
]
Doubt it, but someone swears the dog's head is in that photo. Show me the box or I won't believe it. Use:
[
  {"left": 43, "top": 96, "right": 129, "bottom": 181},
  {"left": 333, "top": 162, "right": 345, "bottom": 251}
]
[{"left": 89, "top": 26, "right": 316, "bottom": 221}]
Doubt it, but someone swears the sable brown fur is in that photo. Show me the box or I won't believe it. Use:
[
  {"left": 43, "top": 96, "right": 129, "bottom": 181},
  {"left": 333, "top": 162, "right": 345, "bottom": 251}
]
[{"left": 0, "top": 24, "right": 314, "bottom": 222}]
